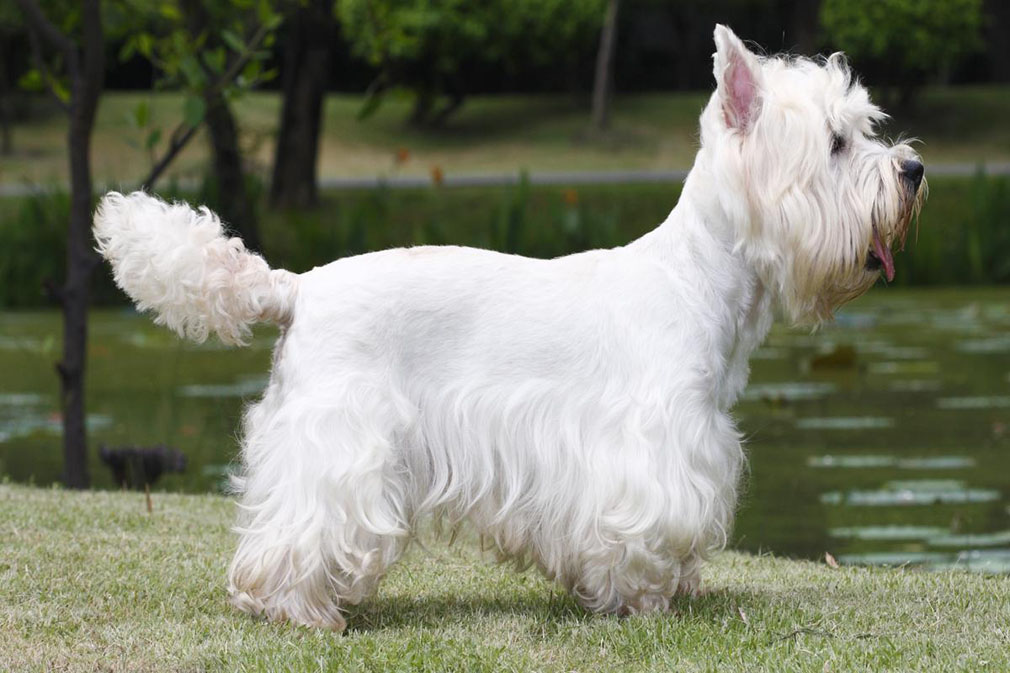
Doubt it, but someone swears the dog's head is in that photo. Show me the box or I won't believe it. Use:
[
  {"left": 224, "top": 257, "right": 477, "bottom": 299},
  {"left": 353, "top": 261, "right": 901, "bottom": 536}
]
[{"left": 697, "top": 25, "right": 925, "bottom": 324}]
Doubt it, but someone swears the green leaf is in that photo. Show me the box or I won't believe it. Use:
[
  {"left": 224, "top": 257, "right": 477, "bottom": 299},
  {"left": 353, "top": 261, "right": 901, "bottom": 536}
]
[
  {"left": 203, "top": 48, "right": 226, "bottom": 75},
  {"left": 51, "top": 79, "right": 70, "bottom": 104},
  {"left": 133, "top": 100, "right": 150, "bottom": 129},
  {"left": 119, "top": 38, "right": 136, "bottom": 62},
  {"left": 357, "top": 90, "right": 385, "bottom": 120},
  {"left": 241, "top": 59, "right": 261, "bottom": 83},
  {"left": 145, "top": 127, "right": 163, "bottom": 150},
  {"left": 221, "top": 29, "right": 246, "bottom": 54},
  {"left": 256, "top": 3, "right": 282, "bottom": 30},
  {"left": 179, "top": 55, "right": 206, "bottom": 88},
  {"left": 17, "top": 69, "right": 43, "bottom": 92},
  {"left": 183, "top": 96, "right": 206, "bottom": 128},
  {"left": 158, "top": 3, "right": 181, "bottom": 21},
  {"left": 136, "top": 33, "right": 154, "bottom": 60}
]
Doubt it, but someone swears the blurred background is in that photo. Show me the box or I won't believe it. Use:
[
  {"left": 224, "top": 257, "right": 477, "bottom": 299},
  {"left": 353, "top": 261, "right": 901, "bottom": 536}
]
[{"left": 2, "top": 0, "right": 1010, "bottom": 573}]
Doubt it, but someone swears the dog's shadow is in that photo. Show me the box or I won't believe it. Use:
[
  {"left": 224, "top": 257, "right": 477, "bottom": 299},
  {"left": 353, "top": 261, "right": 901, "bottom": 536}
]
[{"left": 345, "top": 585, "right": 774, "bottom": 636}]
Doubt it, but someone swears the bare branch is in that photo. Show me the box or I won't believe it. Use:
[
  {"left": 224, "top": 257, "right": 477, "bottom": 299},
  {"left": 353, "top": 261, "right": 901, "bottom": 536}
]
[
  {"left": 140, "top": 21, "right": 274, "bottom": 190},
  {"left": 213, "top": 21, "right": 273, "bottom": 99},
  {"left": 13, "top": 0, "right": 76, "bottom": 62},
  {"left": 25, "top": 23, "right": 71, "bottom": 114},
  {"left": 42, "top": 278, "right": 66, "bottom": 305},
  {"left": 140, "top": 122, "right": 200, "bottom": 191}
]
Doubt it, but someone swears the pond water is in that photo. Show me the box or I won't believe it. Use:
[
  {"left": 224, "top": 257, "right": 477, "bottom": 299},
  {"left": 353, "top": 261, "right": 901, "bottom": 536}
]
[{"left": 2, "top": 287, "right": 1010, "bottom": 573}]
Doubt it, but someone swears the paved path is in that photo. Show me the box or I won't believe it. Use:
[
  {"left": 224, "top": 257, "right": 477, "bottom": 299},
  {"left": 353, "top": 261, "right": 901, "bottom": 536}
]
[{"left": 2, "top": 162, "right": 1008, "bottom": 197}]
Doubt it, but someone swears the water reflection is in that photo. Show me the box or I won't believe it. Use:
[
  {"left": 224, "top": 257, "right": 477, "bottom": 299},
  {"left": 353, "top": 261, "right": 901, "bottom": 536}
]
[
  {"left": 734, "top": 289, "right": 1010, "bottom": 574},
  {"left": 2, "top": 289, "right": 1010, "bottom": 574},
  {"left": 808, "top": 455, "right": 976, "bottom": 469}
]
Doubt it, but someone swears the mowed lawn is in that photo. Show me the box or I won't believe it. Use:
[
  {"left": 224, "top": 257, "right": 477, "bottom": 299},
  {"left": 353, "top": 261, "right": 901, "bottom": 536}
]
[
  {"left": 3, "top": 86, "right": 1009, "bottom": 186},
  {"left": 2, "top": 483, "right": 1008, "bottom": 672}
]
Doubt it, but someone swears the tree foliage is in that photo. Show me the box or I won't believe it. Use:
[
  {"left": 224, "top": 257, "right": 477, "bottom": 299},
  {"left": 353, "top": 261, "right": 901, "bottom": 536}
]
[
  {"left": 336, "top": 0, "right": 606, "bottom": 124},
  {"left": 821, "top": 0, "right": 983, "bottom": 103},
  {"left": 105, "top": 0, "right": 281, "bottom": 188}
]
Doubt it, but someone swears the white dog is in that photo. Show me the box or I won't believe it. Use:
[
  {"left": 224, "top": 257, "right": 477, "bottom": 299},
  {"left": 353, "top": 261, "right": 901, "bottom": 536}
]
[{"left": 94, "top": 25, "right": 924, "bottom": 630}]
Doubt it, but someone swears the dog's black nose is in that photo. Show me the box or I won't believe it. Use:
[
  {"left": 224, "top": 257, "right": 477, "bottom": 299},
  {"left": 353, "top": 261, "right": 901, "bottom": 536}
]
[{"left": 901, "top": 159, "right": 924, "bottom": 190}]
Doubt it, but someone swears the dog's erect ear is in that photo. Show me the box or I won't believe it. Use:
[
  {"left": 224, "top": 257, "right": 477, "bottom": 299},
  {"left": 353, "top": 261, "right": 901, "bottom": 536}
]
[{"left": 713, "top": 24, "right": 762, "bottom": 133}]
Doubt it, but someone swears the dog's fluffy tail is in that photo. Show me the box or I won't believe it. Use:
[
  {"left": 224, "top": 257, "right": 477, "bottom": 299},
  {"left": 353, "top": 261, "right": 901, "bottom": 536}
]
[{"left": 94, "top": 191, "right": 297, "bottom": 346}]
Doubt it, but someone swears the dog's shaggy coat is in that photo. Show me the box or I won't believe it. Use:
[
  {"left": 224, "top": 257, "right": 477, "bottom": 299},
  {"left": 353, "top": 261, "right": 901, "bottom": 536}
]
[{"left": 94, "top": 26, "right": 924, "bottom": 630}]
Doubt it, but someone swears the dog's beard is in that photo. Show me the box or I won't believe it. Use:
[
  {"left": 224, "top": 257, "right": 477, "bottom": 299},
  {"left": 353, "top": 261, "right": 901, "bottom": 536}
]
[
  {"left": 866, "top": 175, "right": 925, "bottom": 278},
  {"left": 754, "top": 151, "right": 925, "bottom": 325}
]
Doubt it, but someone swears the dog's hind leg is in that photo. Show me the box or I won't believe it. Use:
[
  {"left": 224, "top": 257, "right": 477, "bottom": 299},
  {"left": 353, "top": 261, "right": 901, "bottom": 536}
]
[{"left": 227, "top": 388, "right": 412, "bottom": 630}]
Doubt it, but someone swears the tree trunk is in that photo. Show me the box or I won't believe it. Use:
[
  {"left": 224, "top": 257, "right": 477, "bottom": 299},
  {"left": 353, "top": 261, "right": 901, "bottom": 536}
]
[
  {"left": 673, "top": 2, "right": 702, "bottom": 90},
  {"left": 591, "top": 0, "right": 620, "bottom": 131},
  {"left": 60, "top": 0, "right": 103, "bottom": 489},
  {"left": 180, "top": 0, "right": 260, "bottom": 250},
  {"left": 17, "top": 0, "right": 104, "bottom": 489},
  {"left": 203, "top": 89, "right": 261, "bottom": 251},
  {"left": 0, "top": 41, "right": 13, "bottom": 156},
  {"left": 429, "top": 76, "right": 465, "bottom": 127},
  {"left": 270, "top": 0, "right": 335, "bottom": 209},
  {"left": 16, "top": 0, "right": 105, "bottom": 488},
  {"left": 985, "top": 0, "right": 1010, "bottom": 82},
  {"left": 788, "top": 0, "right": 821, "bottom": 54},
  {"left": 408, "top": 87, "right": 435, "bottom": 127}
]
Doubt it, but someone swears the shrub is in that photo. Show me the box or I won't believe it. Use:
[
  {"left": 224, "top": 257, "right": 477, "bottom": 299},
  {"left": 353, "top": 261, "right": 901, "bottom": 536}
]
[{"left": 2, "top": 174, "right": 1008, "bottom": 309}]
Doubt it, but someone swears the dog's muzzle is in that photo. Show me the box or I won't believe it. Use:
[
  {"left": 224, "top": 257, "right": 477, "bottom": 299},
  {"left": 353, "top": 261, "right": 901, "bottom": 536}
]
[{"left": 864, "top": 159, "right": 924, "bottom": 280}]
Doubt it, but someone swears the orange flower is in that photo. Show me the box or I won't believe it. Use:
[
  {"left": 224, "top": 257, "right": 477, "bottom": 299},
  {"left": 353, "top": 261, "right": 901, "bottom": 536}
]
[
  {"left": 395, "top": 147, "right": 410, "bottom": 164},
  {"left": 562, "top": 188, "right": 579, "bottom": 206},
  {"left": 430, "top": 165, "right": 444, "bottom": 186}
]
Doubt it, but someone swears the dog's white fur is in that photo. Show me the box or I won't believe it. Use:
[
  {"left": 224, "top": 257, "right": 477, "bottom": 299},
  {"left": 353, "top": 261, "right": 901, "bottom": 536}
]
[{"left": 94, "top": 26, "right": 923, "bottom": 630}]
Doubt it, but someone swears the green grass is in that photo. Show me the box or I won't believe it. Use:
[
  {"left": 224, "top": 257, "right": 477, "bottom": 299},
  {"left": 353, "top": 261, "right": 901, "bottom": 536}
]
[
  {"left": 2, "top": 483, "right": 1008, "bottom": 672},
  {"left": 3, "top": 86, "right": 1009, "bottom": 185}
]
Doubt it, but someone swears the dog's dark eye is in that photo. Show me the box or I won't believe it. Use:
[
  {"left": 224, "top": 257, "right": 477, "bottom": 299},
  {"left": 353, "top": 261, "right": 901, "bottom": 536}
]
[{"left": 830, "top": 133, "right": 846, "bottom": 156}]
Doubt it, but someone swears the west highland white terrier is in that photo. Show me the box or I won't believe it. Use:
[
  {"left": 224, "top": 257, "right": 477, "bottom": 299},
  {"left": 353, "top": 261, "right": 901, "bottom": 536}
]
[{"left": 94, "top": 25, "right": 924, "bottom": 630}]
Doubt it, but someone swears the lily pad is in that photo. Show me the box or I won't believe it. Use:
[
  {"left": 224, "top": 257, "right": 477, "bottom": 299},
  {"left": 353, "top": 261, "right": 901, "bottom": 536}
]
[
  {"left": 953, "top": 549, "right": 1010, "bottom": 573},
  {"left": 888, "top": 379, "right": 942, "bottom": 392},
  {"left": 956, "top": 337, "right": 1010, "bottom": 354},
  {"left": 929, "top": 531, "right": 1010, "bottom": 548},
  {"left": 797, "top": 417, "right": 894, "bottom": 430},
  {"left": 867, "top": 361, "right": 939, "bottom": 375},
  {"left": 858, "top": 343, "right": 930, "bottom": 359},
  {"left": 809, "top": 455, "right": 975, "bottom": 470},
  {"left": 896, "top": 456, "right": 975, "bottom": 470},
  {"left": 751, "top": 347, "right": 786, "bottom": 360},
  {"left": 884, "top": 479, "right": 967, "bottom": 492},
  {"left": 832, "top": 311, "right": 878, "bottom": 329},
  {"left": 743, "top": 382, "right": 836, "bottom": 402},
  {"left": 808, "top": 455, "right": 895, "bottom": 468},
  {"left": 0, "top": 412, "right": 112, "bottom": 443},
  {"left": 0, "top": 393, "right": 46, "bottom": 407},
  {"left": 830, "top": 525, "right": 949, "bottom": 541},
  {"left": 177, "top": 376, "right": 268, "bottom": 398},
  {"left": 821, "top": 484, "right": 1001, "bottom": 506},
  {"left": 837, "top": 551, "right": 953, "bottom": 566},
  {"left": 936, "top": 396, "right": 1010, "bottom": 410}
]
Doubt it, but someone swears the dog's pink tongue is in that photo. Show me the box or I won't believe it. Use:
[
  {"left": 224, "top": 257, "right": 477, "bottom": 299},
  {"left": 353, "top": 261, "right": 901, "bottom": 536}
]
[{"left": 872, "top": 228, "right": 895, "bottom": 282}]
